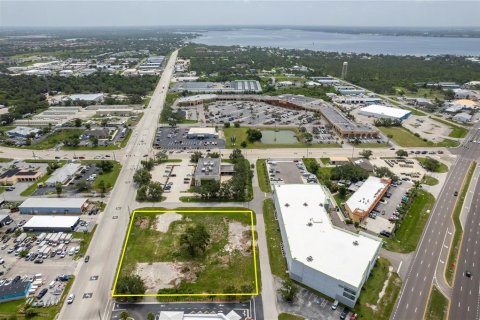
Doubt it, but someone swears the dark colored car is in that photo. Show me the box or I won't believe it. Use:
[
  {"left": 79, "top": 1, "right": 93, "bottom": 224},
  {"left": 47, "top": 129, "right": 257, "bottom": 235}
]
[
  {"left": 454, "top": 191, "right": 458, "bottom": 196},
  {"left": 340, "top": 307, "right": 350, "bottom": 320},
  {"left": 84, "top": 255, "right": 90, "bottom": 263},
  {"left": 37, "top": 288, "right": 48, "bottom": 299},
  {"left": 466, "top": 270, "right": 472, "bottom": 278}
]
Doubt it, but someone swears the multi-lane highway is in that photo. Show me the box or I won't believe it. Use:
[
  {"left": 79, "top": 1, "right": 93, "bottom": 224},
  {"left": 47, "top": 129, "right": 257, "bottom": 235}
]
[
  {"left": 450, "top": 128, "right": 480, "bottom": 320},
  {"left": 392, "top": 125, "right": 480, "bottom": 320},
  {"left": 56, "top": 50, "right": 178, "bottom": 320}
]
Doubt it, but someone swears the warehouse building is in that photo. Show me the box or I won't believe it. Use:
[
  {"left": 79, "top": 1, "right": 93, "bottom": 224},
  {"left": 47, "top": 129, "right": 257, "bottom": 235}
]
[
  {"left": 186, "top": 127, "right": 218, "bottom": 139},
  {"left": 6, "top": 126, "right": 41, "bottom": 139},
  {"left": 273, "top": 184, "right": 382, "bottom": 308},
  {"left": 66, "top": 93, "right": 104, "bottom": 103},
  {"left": 359, "top": 105, "right": 411, "bottom": 121},
  {"left": 22, "top": 216, "right": 80, "bottom": 232},
  {"left": 171, "top": 80, "right": 262, "bottom": 93},
  {"left": 0, "top": 280, "right": 31, "bottom": 303},
  {"left": 345, "top": 176, "right": 391, "bottom": 222},
  {"left": 19, "top": 198, "right": 88, "bottom": 215},
  {"left": 45, "top": 163, "right": 82, "bottom": 186},
  {"left": 452, "top": 112, "right": 472, "bottom": 123}
]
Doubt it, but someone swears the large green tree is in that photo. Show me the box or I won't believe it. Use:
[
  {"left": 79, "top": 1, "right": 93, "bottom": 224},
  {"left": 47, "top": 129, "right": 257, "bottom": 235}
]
[{"left": 180, "top": 224, "right": 211, "bottom": 257}]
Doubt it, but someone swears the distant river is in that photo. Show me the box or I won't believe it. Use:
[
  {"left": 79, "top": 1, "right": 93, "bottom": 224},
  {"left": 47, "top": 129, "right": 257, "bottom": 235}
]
[{"left": 192, "top": 28, "right": 480, "bottom": 56}]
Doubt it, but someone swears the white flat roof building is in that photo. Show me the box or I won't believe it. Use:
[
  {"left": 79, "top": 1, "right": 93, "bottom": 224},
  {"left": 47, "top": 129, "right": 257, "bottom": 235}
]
[
  {"left": 45, "top": 163, "right": 82, "bottom": 186},
  {"left": 187, "top": 127, "right": 218, "bottom": 139},
  {"left": 22, "top": 216, "right": 80, "bottom": 232},
  {"left": 273, "top": 184, "right": 382, "bottom": 308},
  {"left": 345, "top": 176, "right": 391, "bottom": 221},
  {"left": 359, "top": 104, "right": 411, "bottom": 121},
  {"left": 68, "top": 93, "right": 104, "bottom": 102}
]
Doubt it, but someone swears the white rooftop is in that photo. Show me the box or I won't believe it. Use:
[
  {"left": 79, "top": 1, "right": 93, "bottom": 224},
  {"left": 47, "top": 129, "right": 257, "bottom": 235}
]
[
  {"left": 346, "top": 176, "right": 390, "bottom": 213},
  {"left": 46, "top": 163, "right": 82, "bottom": 185},
  {"left": 23, "top": 216, "right": 79, "bottom": 229},
  {"left": 158, "top": 311, "right": 230, "bottom": 320},
  {"left": 274, "top": 184, "right": 382, "bottom": 288},
  {"left": 360, "top": 104, "right": 411, "bottom": 119},
  {"left": 68, "top": 93, "right": 103, "bottom": 101},
  {"left": 188, "top": 127, "right": 216, "bottom": 135},
  {"left": 19, "top": 197, "right": 88, "bottom": 209}
]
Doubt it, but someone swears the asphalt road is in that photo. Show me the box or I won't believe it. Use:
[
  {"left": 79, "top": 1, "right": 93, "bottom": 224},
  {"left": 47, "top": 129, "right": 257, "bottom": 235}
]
[
  {"left": 450, "top": 129, "right": 480, "bottom": 320},
  {"left": 391, "top": 125, "right": 480, "bottom": 320},
  {"left": 56, "top": 50, "right": 179, "bottom": 320}
]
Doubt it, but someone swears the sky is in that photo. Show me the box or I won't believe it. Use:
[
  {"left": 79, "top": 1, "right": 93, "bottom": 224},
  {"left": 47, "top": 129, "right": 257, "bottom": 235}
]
[{"left": 1, "top": 1, "right": 480, "bottom": 28}]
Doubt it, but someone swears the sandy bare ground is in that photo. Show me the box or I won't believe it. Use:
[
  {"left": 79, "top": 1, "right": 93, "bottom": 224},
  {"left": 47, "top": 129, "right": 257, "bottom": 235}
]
[
  {"left": 154, "top": 212, "right": 182, "bottom": 233},
  {"left": 224, "top": 221, "right": 251, "bottom": 254},
  {"left": 134, "top": 262, "right": 184, "bottom": 293}
]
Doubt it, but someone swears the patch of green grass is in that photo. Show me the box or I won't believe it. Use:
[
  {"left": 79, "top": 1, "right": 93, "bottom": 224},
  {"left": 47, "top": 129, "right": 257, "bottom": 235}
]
[
  {"left": 379, "top": 126, "right": 459, "bottom": 148},
  {"left": 417, "top": 157, "right": 449, "bottom": 173},
  {"left": 383, "top": 190, "right": 435, "bottom": 253},
  {"left": 73, "top": 225, "right": 97, "bottom": 258},
  {"left": 425, "top": 286, "right": 449, "bottom": 320},
  {"left": 354, "top": 258, "right": 402, "bottom": 320},
  {"left": 446, "top": 162, "right": 476, "bottom": 285},
  {"left": 448, "top": 126, "right": 468, "bottom": 139},
  {"left": 358, "top": 143, "right": 391, "bottom": 148},
  {"left": 118, "top": 211, "right": 257, "bottom": 295},
  {"left": 278, "top": 313, "right": 305, "bottom": 320},
  {"left": 29, "top": 129, "right": 84, "bottom": 150},
  {"left": 256, "top": 159, "right": 271, "bottom": 192},
  {"left": 263, "top": 199, "right": 288, "bottom": 280},
  {"left": 223, "top": 127, "right": 338, "bottom": 149},
  {"left": 423, "top": 175, "right": 439, "bottom": 186},
  {"left": 0, "top": 158, "right": 12, "bottom": 162},
  {"left": 320, "top": 158, "right": 330, "bottom": 165},
  {"left": 81, "top": 160, "right": 122, "bottom": 192},
  {"left": 431, "top": 117, "right": 469, "bottom": 138},
  {"left": 333, "top": 193, "right": 349, "bottom": 206}
]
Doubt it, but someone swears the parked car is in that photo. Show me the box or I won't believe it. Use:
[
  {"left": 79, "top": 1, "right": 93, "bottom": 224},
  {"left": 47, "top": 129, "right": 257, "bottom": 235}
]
[
  {"left": 37, "top": 288, "right": 48, "bottom": 299},
  {"left": 84, "top": 255, "right": 90, "bottom": 263},
  {"left": 332, "top": 300, "right": 339, "bottom": 310},
  {"left": 340, "top": 307, "right": 350, "bottom": 320}
]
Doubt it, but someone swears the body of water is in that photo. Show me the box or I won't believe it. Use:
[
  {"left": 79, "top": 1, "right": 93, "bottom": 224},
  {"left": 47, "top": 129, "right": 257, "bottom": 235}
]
[{"left": 192, "top": 28, "right": 480, "bottom": 56}]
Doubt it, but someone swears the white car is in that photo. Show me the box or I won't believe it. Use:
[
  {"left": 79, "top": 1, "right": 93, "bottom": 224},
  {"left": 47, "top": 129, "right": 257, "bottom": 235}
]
[
  {"left": 0, "top": 258, "right": 4, "bottom": 265},
  {"left": 67, "top": 293, "right": 75, "bottom": 304}
]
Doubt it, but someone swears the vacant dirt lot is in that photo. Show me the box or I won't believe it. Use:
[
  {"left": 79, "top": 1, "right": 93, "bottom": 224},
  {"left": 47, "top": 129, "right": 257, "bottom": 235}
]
[
  {"left": 134, "top": 262, "right": 184, "bottom": 293},
  {"left": 154, "top": 212, "right": 182, "bottom": 232}
]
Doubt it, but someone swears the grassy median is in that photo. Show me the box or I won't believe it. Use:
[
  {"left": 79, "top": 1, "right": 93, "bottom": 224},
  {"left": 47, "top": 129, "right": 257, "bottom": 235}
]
[
  {"left": 446, "top": 162, "right": 476, "bottom": 285},
  {"left": 383, "top": 189, "right": 435, "bottom": 253},
  {"left": 263, "top": 199, "right": 288, "bottom": 280},
  {"left": 256, "top": 159, "right": 271, "bottom": 192},
  {"left": 425, "top": 286, "right": 449, "bottom": 320}
]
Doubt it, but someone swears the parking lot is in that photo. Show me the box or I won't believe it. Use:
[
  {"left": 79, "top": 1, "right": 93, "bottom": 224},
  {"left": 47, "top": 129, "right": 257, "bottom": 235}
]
[
  {"left": 362, "top": 180, "right": 413, "bottom": 235},
  {"left": 151, "top": 160, "right": 195, "bottom": 202},
  {"left": 266, "top": 160, "right": 319, "bottom": 188},
  {"left": 154, "top": 127, "right": 225, "bottom": 150},
  {"left": 204, "top": 100, "right": 321, "bottom": 127},
  {"left": 370, "top": 158, "right": 427, "bottom": 182},
  {"left": 276, "top": 278, "right": 347, "bottom": 320}
]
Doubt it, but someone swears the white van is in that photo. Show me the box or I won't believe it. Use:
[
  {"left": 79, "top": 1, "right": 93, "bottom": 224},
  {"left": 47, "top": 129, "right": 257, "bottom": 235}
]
[{"left": 49, "top": 281, "right": 56, "bottom": 289}]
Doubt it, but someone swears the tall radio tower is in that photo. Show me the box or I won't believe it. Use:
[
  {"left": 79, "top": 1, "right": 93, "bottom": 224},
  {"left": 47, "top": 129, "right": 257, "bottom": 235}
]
[{"left": 341, "top": 61, "right": 348, "bottom": 79}]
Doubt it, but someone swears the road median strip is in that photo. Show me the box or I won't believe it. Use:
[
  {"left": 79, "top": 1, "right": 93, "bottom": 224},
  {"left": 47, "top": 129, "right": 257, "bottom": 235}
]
[{"left": 445, "top": 161, "right": 476, "bottom": 286}]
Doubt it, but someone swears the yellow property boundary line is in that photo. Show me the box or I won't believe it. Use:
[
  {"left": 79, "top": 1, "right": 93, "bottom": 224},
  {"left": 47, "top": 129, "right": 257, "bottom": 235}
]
[{"left": 112, "top": 209, "right": 259, "bottom": 297}]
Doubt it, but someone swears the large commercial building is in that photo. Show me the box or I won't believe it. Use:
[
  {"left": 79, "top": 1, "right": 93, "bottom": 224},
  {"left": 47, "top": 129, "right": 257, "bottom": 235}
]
[
  {"left": 186, "top": 127, "right": 218, "bottom": 139},
  {"left": 171, "top": 80, "right": 262, "bottom": 94},
  {"left": 359, "top": 105, "right": 411, "bottom": 121},
  {"left": 45, "top": 163, "right": 82, "bottom": 186},
  {"left": 6, "top": 126, "right": 41, "bottom": 139},
  {"left": 19, "top": 198, "right": 89, "bottom": 215},
  {"left": 67, "top": 93, "right": 104, "bottom": 103},
  {"left": 0, "top": 280, "right": 31, "bottom": 303},
  {"left": 194, "top": 158, "right": 221, "bottom": 186},
  {"left": 345, "top": 176, "right": 391, "bottom": 222},
  {"left": 22, "top": 215, "right": 80, "bottom": 232},
  {"left": 273, "top": 184, "right": 382, "bottom": 308}
]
